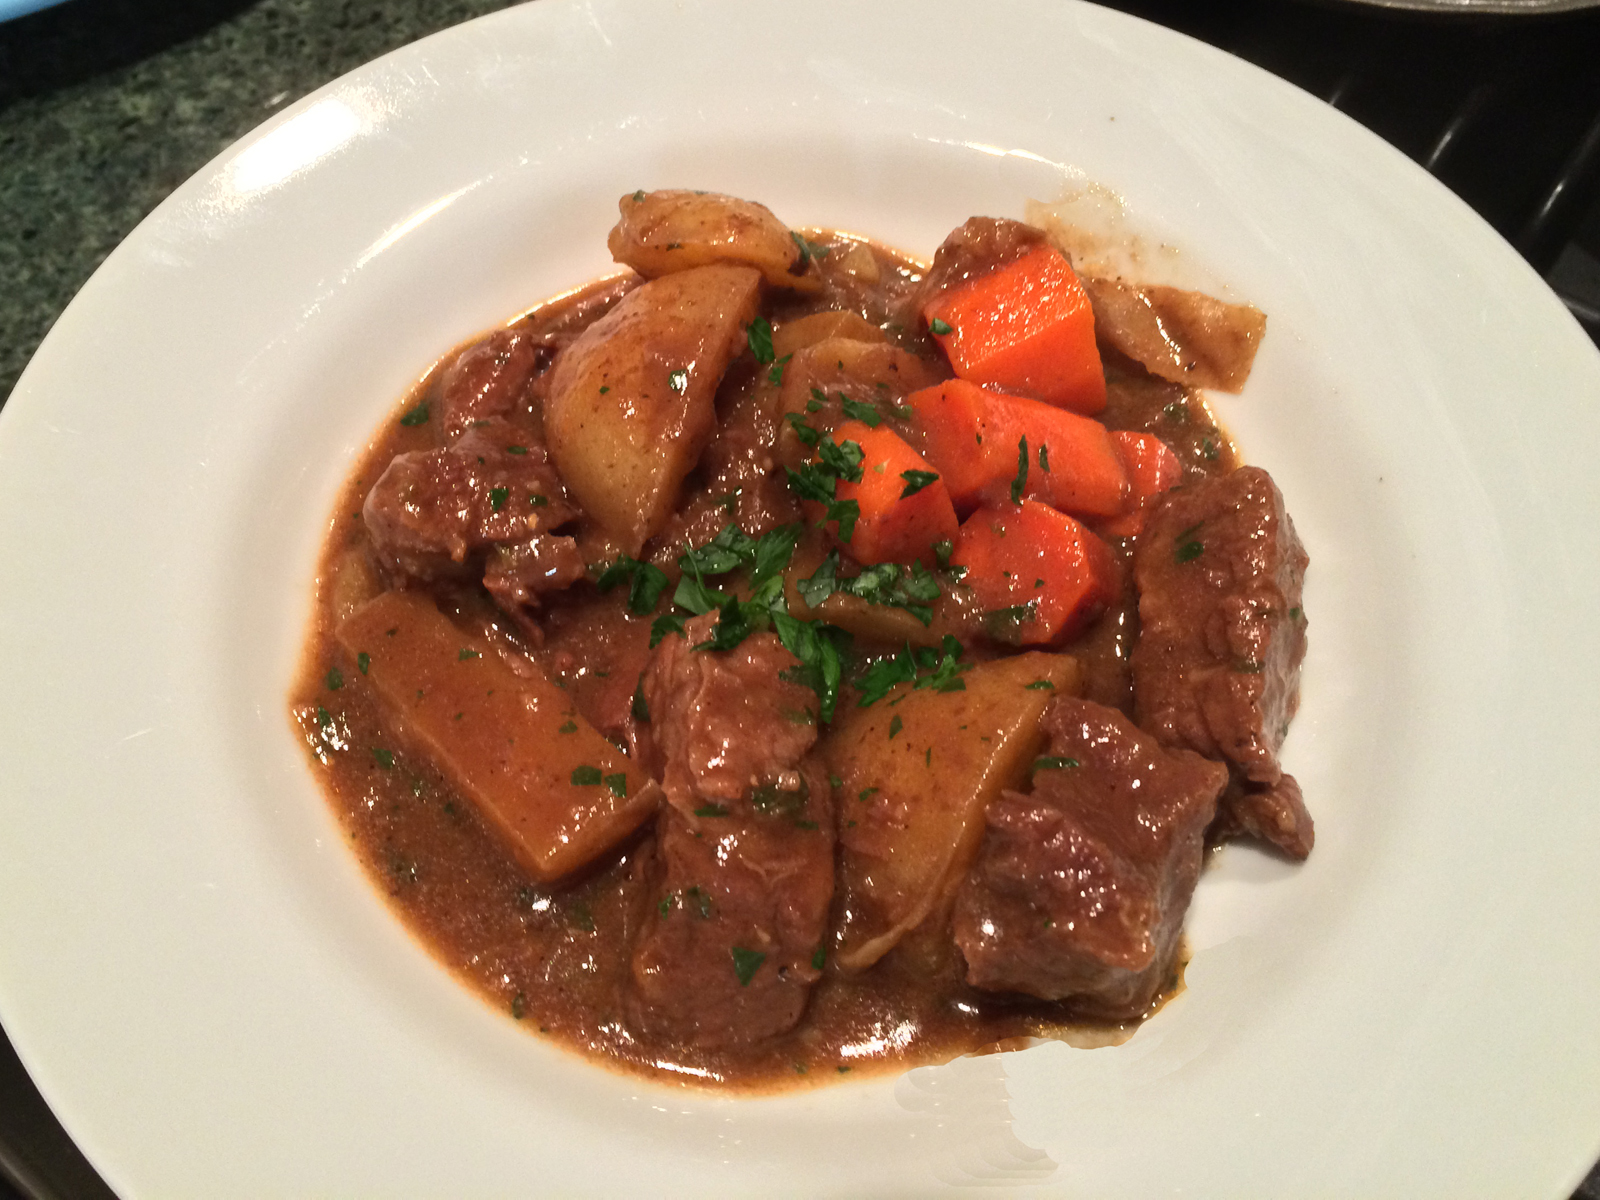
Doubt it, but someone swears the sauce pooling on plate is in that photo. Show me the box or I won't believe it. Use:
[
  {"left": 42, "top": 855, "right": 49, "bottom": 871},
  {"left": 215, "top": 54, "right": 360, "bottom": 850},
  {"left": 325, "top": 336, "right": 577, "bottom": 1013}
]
[{"left": 290, "top": 190, "right": 1310, "bottom": 1088}]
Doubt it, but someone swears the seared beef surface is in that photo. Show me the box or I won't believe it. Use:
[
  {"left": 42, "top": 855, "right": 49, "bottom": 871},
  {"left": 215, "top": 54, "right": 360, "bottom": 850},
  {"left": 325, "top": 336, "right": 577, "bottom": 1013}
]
[
  {"left": 1131, "top": 465, "right": 1312, "bottom": 858},
  {"left": 626, "top": 615, "right": 835, "bottom": 1047},
  {"left": 952, "top": 696, "right": 1227, "bottom": 1019},
  {"left": 361, "top": 418, "right": 576, "bottom": 582}
]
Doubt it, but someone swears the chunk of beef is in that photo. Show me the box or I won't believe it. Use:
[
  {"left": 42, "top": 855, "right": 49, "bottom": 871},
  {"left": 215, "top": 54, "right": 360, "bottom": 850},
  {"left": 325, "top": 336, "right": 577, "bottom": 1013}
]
[
  {"left": 952, "top": 697, "right": 1226, "bottom": 1019},
  {"left": 627, "top": 615, "right": 834, "bottom": 1048},
  {"left": 912, "top": 217, "right": 1047, "bottom": 320},
  {"left": 1131, "top": 466, "right": 1312, "bottom": 857},
  {"left": 481, "top": 535, "right": 586, "bottom": 610},
  {"left": 638, "top": 614, "right": 821, "bottom": 810},
  {"left": 438, "top": 329, "right": 542, "bottom": 441},
  {"left": 362, "top": 418, "right": 576, "bottom": 582},
  {"left": 1082, "top": 278, "right": 1267, "bottom": 394}
]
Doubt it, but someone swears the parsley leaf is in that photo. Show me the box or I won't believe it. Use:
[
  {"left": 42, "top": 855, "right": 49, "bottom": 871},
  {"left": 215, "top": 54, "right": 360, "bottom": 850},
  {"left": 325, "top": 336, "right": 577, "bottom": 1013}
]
[
  {"left": 768, "top": 353, "right": 792, "bottom": 385},
  {"left": 594, "top": 555, "right": 670, "bottom": 615},
  {"left": 747, "top": 316, "right": 775, "bottom": 364},
  {"left": 840, "top": 397, "right": 882, "bottom": 427},
  {"left": 732, "top": 946, "right": 767, "bottom": 986},
  {"left": 399, "top": 401, "right": 430, "bottom": 427},
  {"left": 570, "top": 765, "right": 603, "bottom": 787},
  {"left": 929, "top": 317, "right": 953, "bottom": 336},
  {"left": 899, "top": 469, "right": 939, "bottom": 498},
  {"left": 1011, "top": 436, "right": 1030, "bottom": 504}
]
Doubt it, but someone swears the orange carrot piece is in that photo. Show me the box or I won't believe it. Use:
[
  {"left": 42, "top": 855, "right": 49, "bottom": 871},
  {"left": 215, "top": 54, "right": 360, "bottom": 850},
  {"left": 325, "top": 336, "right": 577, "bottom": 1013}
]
[
  {"left": 906, "top": 379, "right": 1127, "bottom": 518},
  {"left": 924, "top": 244, "right": 1106, "bottom": 415},
  {"left": 983, "top": 392, "right": 1128, "bottom": 518},
  {"left": 1099, "top": 432, "right": 1183, "bottom": 537},
  {"left": 828, "top": 419, "right": 959, "bottom": 566},
  {"left": 904, "top": 379, "right": 1014, "bottom": 508},
  {"left": 950, "top": 499, "right": 1117, "bottom": 645}
]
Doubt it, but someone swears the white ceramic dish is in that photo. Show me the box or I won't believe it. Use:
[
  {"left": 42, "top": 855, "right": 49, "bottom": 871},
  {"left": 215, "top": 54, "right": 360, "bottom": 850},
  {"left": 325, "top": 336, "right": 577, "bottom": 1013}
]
[{"left": 3, "top": 0, "right": 1599, "bottom": 1195}]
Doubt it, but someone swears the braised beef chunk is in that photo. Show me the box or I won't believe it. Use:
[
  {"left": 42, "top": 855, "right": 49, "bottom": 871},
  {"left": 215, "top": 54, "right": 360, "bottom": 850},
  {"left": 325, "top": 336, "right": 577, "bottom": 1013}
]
[
  {"left": 481, "top": 534, "right": 585, "bottom": 611},
  {"left": 1131, "top": 465, "right": 1312, "bottom": 857},
  {"left": 438, "top": 329, "right": 543, "bottom": 441},
  {"left": 912, "top": 217, "right": 1047, "bottom": 318},
  {"left": 627, "top": 759, "right": 834, "bottom": 1049},
  {"left": 1081, "top": 278, "right": 1267, "bottom": 394},
  {"left": 639, "top": 614, "right": 821, "bottom": 809},
  {"left": 362, "top": 418, "right": 577, "bottom": 581},
  {"left": 1214, "top": 772, "right": 1313, "bottom": 860},
  {"left": 952, "top": 697, "right": 1227, "bottom": 1019},
  {"left": 628, "top": 614, "right": 834, "bottom": 1047}
]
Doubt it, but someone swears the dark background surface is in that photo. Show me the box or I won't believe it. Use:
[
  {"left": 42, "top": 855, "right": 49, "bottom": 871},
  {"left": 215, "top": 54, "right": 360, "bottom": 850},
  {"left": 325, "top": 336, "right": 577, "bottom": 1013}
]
[{"left": 2, "top": 0, "right": 1599, "bottom": 1196}]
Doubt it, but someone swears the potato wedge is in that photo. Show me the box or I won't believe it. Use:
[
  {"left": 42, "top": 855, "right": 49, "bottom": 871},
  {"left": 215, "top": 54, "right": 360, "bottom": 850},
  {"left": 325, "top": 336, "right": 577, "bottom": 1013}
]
[
  {"left": 544, "top": 263, "right": 761, "bottom": 551},
  {"left": 771, "top": 310, "right": 886, "bottom": 361},
  {"left": 608, "top": 189, "right": 822, "bottom": 293},
  {"left": 337, "top": 590, "right": 658, "bottom": 881},
  {"left": 824, "top": 652, "right": 1081, "bottom": 970}
]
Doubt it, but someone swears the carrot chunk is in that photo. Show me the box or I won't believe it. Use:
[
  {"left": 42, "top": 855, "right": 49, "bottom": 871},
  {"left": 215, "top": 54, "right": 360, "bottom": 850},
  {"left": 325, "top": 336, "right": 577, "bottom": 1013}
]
[
  {"left": 983, "top": 392, "right": 1128, "bottom": 517},
  {"left": 1100, "top": 431, "right": 1183, "bottom": 537},
  {"left": 828, "top": 419, "right": 959, "bottom": 566},
  {"left": 906, "top": 379, "right": 1127, "bottom": 518},
  {"left": 904, "top": 379, "right": 1014, "bottom": 508},
  {"left": 924, "top": 244, "right": 1106, "bottom": 415},
  {"left": 950, "top": 499, "right": 1117, "bottom": 645}
]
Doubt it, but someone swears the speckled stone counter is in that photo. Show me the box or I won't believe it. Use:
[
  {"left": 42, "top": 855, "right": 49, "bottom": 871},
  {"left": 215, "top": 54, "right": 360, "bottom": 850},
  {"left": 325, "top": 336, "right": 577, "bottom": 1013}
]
[{"left": 0, "top": 0, "right": 520, "bottom": 409}]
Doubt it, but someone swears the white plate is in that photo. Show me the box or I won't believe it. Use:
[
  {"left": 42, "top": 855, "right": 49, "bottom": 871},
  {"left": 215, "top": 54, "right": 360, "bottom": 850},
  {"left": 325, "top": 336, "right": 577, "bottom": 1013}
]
[{"left": 3, "top": 0, "right": 1599, "bottom": 1195}]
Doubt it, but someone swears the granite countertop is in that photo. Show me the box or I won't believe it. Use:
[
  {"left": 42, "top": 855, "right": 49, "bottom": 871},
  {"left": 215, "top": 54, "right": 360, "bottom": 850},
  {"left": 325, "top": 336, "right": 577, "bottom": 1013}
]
[{"left": 2, "top": 1, "right": 1598, "bottom": 1198}]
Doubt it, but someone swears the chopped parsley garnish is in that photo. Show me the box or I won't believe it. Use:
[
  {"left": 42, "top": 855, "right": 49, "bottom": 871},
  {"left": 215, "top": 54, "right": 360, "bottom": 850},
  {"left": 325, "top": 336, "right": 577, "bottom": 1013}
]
[
  {"left": 933, "top": 538, "right": 954, "bottom": 567},
  {"left": 694, "top": 802, "right": 730, "bottom": 818},
  {"left": 797, "top": 551, "right": 940, "bottom": 625},
  {"left": 356, "top": 652, "right": 370, "bottom": 675},
  {"left": 604, "top": 772, "right": 628, "bottom": 797},
  {"left": 812, "top": 946, "right": 826, "bottom": 970},
  {"left": 668, "top": 368, "right": 688, "bottom": 393},
  {"left": 594, "top": 554, "right": 670, "bottom": 615},
  {"left": 747, "top": 316, "right": 775, "bottom": 364},
  {"left": 371, "top": 747, "right": 395, "bottom": 769},
  {"left": 1025, "top": 679, "right": 1056, "bottom": 691},
  {"left": 558, "top": 720, "right": 578, "bottom": 734},
  {"left": 899, "top": 469, "right": 939, "bottom": 498},
  {"left": 528, "top": 493, "right": 549, "bottom": 508},
  {"left": 488, "top": 486, "right": 509, "bottom": 512},
  {"left": 315, "top": 705, "right": 332, "bottom": 727},
  {"left": 1033, "top": 756, "right": 1080, "bottom": 771},
  {"left": 1038, "top": 443, "right": 1051, "bottom": 473},
  {"left": 888, "top": 715, "right": 903, "bottom": 739},
  {"left": 458, "top": 647, "right": 480, "bottom": 660},
  {"left": 325, "top": 667, "right": 344, "bottom": 690},
  {"left": 1174, "top": 523, "right": 1205, "bottom": 564},
  {"left": 1162, "top": 400, "right": 1188, "bottom": 423},
  {"left": 632, "top": 676, "right": 650, "bottom": 722},
  {"left": 570, "top": 765, "right": 603, "bottom": 786},
  {"left": 840, "top": 397, "right": 882, "bottom": 427},
  {"left": 789, "top": 231, "right": 830, "bottom": 266},
  {"left": 929, "top": 317, "right": 953, "bottom": 336},
  {"left": 398, "top": 401, "right": 430, "bottom": 427},
  {"left": 631, "top": 189, "right": 645, "bottom": 201},
  {"left": 854, "top": 636, "right": 969, "bottom": 706},
  {"left": 785, "top": 411, "right": 823, "bottom": 447},
  {"left": 505, "top": 445, "right": 528, "bottom": 455},
  {"left": 983, "top": 602, "right": 1039, "bottom": 642},
  {"left": 767, "top": 353, "right": 793, "bottom": 385},
  {"left": 1010, "top": 436, "right": 1030, "bottom": 504},
  {"left": 732, "top": 946, "right": 767, "bottom": 986}
]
